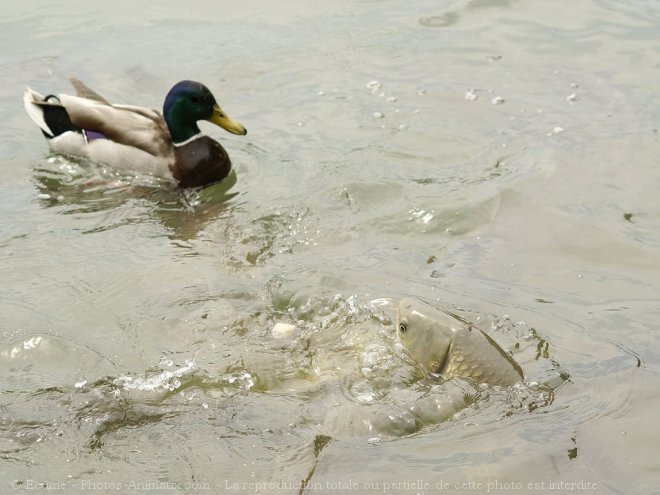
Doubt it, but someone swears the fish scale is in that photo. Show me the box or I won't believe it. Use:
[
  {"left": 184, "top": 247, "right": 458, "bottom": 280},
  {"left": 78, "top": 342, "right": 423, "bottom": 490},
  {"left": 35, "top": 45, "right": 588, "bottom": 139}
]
[{"left": 397, "top": 299, "right": 523, "bottom": 387}]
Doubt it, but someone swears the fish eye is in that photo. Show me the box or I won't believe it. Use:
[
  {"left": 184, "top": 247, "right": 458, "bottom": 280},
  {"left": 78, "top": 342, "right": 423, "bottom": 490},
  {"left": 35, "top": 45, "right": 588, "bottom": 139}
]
[{"left": 398, "top": 322, "right": 408, "bottom": 333}]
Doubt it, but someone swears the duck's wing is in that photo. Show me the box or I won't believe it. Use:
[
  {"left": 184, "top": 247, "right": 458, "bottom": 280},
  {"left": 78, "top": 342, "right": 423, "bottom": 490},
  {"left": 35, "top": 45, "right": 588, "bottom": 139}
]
[
  {"left": 58, "top": 92, "right": 172, "bottom": 159},
  {"left": 68, "top": 76, "right": 112, "bottom": 105}
]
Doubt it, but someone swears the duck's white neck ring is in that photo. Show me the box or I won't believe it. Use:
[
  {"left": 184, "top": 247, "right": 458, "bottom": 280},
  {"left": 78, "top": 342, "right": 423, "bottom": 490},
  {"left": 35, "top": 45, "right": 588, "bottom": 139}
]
[{"left": 173, "top": 132, "right": 204, "bottom": 147}]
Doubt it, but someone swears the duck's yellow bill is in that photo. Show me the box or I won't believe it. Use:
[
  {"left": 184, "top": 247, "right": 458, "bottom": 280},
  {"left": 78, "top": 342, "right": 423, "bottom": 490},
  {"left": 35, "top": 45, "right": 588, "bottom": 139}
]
[{"left": 208, "top": 105, "right": 247, "bottom": 135}]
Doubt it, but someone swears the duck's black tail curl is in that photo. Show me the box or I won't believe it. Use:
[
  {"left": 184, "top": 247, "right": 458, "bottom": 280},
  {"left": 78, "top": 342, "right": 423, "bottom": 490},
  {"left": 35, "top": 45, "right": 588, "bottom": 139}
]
[{"left": 23, "top": 89, "right": 81, "bottom": 139}]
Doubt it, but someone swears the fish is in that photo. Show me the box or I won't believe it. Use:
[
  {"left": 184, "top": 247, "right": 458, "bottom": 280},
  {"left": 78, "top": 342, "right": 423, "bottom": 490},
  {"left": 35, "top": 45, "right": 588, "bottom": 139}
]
[{"left": 396, "top": 299, "right": 523, "bottom": 386}]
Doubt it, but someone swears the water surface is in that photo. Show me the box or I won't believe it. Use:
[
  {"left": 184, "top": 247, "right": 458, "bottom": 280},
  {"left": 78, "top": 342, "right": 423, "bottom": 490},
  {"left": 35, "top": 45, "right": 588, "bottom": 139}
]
[{"left": 2, "top": 0, "right": 660, "bottom": 493}]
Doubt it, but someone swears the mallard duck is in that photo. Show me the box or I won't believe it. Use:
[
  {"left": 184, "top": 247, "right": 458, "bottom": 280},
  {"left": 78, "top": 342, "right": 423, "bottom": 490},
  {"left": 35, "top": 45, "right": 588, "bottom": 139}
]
[{"left": 23, "top": 77, "right": 247, "bottom": 188}]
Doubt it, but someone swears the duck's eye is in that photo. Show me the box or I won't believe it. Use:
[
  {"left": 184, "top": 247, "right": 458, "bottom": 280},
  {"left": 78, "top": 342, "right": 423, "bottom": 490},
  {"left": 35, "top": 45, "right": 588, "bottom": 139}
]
[
  {"left": 190, "top": 96, "right": 200, "bottom": 103},
  {"left": 398, "top": 323, "right": 408, "bottom": 334}
]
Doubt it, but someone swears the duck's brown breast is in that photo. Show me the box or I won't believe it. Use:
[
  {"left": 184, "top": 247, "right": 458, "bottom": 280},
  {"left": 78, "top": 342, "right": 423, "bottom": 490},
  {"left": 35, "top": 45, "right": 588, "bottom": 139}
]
[{"left": 173, "top": 136, "right": 231, "bottom": 188}]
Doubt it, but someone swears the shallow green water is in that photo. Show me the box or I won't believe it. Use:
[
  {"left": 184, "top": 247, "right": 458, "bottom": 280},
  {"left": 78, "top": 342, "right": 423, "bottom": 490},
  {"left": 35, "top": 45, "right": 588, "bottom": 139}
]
[{"left": 2, "top": 0, "right": 660, "bottom": 493}]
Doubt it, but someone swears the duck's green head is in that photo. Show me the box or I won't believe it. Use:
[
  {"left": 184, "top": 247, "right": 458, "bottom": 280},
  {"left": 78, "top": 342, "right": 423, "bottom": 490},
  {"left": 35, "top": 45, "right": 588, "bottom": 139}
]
[{"left": 163, "top": 80, "right": 247, "bottom": 144}]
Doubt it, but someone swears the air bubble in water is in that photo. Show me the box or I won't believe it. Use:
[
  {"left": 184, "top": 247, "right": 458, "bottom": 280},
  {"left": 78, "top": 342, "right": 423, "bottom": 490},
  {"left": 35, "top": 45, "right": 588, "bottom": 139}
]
[{"left": 366, "top": 80, "right": 382, "bottom": 92}]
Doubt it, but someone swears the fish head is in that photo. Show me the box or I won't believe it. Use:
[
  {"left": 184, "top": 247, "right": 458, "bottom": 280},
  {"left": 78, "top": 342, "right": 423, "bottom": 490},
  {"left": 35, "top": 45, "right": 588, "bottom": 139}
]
[{"left": 396, "top": 299, "right": 461, "bottom": 373}]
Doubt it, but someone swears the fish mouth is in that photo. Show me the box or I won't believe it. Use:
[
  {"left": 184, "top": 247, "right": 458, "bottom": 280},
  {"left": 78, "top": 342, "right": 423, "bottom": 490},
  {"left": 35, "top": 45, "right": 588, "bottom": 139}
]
[{"left": 208, "top": 104, "right": 247, "bottom": 135}]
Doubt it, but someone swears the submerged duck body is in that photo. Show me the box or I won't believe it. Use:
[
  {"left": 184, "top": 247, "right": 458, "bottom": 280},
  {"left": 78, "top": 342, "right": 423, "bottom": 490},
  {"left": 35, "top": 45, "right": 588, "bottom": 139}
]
[
  {"left": 396, "top": 299, "right": 523, "bottom": 386},
  {"left": 23, "top": 78, "right": 247, "bottom": 188}
]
